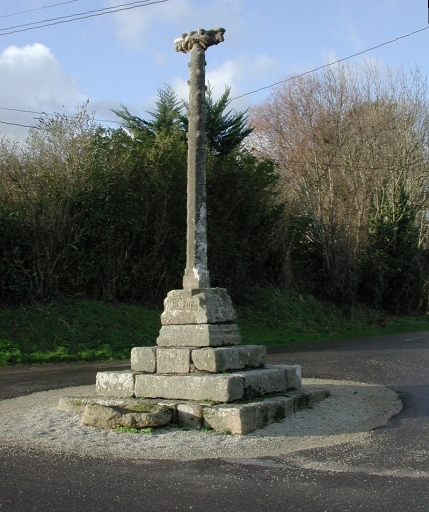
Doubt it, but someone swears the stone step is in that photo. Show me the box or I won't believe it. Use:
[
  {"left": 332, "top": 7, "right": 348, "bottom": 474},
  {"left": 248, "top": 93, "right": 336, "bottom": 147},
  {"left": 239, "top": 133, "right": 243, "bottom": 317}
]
[
  {"left": 96, "top": 364, "right": 301, "bottom": 402},
  {"left": 203, "top": 388, "right": 330, "bottom": 434},
  {"left": 156, "top": 323, "right": 241, "bottom": 348},
  {"left": 58, "top": 386, "right": 330, "bottom": 435},
  {"left": 131, "top": 345, "right": 266, "bottom": 374}
]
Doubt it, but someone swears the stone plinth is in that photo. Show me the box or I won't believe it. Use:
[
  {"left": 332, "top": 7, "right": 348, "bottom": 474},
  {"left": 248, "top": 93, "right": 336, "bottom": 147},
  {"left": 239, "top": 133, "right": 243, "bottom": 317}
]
[
  {"left": 157, "top": 347, "right": 192, "bottom": 374},
  {"left": 157, "top": 324, "right": 241, "bottom": 347},
  {"left": 160, "top": 288, "right": 236, "bottom": 326}
]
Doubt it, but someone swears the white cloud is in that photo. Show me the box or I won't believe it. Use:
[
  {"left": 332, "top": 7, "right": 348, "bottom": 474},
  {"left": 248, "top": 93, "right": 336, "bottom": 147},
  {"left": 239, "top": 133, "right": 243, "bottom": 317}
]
[
  {"left": 109, "top": 0, "right": 192, "bottom": 49},
  {"left": 0, "top": 43, "right": 86, "bottom": 137},
  {"left": 173, "top": 53, "right": 279, "bottom": 111},
  {"left": 110, "top": 0, "right": 244, "bottom": 50}
]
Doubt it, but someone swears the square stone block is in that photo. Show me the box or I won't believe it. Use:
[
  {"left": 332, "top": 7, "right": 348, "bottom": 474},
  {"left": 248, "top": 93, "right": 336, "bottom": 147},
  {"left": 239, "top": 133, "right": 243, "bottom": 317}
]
[
  {"left": 177, "top": 403, "right": 204, "bottom": 429},
  {"left": 203, "top": 397, "right": 295, "bottom": 435},
  {"left": 134, "top": 374, "right": 244, "bottom": 402},
  {"left": 157, "top": 324, "right": 241, "bottom": 347},
  {"left": 157, "top": 347, "right": 191, "bottom": 374},
  {"left": 266, "top": 364, "right": 302, "bottom": 390},
  {"left": 308, "top": 388, "right": 330, "bottom": 406},
  {"left": 160, "top": 288, "right": 237, "bottom": 325},
  {"left": 284, "top": 364, "right": 302, "bottom": 389},
  {"left": 96, "top": 371, "right": 136, "bottom": 398},
  {"left": 238, "top": 367, "right": 289, "bottom": 398},
  {"left": 131, "top": 347, "right": 157, "bottom": 373},
  {"left": 191, "top": 345, "right": 266, "bottom": 372}
]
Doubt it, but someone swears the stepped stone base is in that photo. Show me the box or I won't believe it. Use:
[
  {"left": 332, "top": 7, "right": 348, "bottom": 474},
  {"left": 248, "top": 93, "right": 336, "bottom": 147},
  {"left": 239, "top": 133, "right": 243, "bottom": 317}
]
[
  {"left": 82, "top": 283, "right": 313, "bottom": 434},
  {"left": 58, "top": 386, "right": 330, "bottom": 434},
  {"left": 96, "top": 365, "right": 301, "bottom": 402}
]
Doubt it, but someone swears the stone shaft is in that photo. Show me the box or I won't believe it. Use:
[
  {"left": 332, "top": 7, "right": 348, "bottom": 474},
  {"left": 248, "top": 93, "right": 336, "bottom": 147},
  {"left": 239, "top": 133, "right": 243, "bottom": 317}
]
[{"left": 183, "top": 42, "right": 210, "bottom": 289}]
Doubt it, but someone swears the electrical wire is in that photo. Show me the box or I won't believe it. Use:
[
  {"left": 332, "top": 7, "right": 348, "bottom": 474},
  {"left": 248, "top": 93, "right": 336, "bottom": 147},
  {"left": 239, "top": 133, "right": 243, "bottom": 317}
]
[
  {"left": 0, "top": 0, "right": 151, "bottom": 32},
  {"left": 0, "top": 120, "right": 33, "bottom": 128},
  {"left": 1, "top": 24, "right": 427, "bottom": 129},
  {"left": 0, "top": 1, "right": 82, "bottom": 20},
  {"left": 0, "top": 0, "right": 169, "bottom": 36},
  {"left": 0, "top": 106, "right": 120, "bottom": 125},
  {"left": 230, "top": 26, "right": 429, "bottom": 101}
]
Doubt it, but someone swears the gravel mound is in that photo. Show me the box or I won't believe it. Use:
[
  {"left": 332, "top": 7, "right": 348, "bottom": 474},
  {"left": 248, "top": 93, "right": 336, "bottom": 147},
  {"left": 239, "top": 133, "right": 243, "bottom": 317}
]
[{"left": 0, "top": 379, "right": 401, "bottom": 461}]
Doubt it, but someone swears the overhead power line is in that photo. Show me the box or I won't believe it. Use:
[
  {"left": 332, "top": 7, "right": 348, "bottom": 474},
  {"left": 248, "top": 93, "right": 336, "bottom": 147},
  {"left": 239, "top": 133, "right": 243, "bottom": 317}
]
[
  {"left": 0, "top": 1, "right": 82, "bottom": 20},
  {"left": 0, "top": 106, "right": 119, "bottom": 125},
  {"left": 231, "top": 26, "right": 429, "bottom": 101},
  {"left": 0, "top": 0, "right": 170, "bottom": 36},
  {"left": 0, "top": 120, "right": 34, "bottom": 128},
  {"left": 2, "top": 24, "right": 428, "bottom": 130}
]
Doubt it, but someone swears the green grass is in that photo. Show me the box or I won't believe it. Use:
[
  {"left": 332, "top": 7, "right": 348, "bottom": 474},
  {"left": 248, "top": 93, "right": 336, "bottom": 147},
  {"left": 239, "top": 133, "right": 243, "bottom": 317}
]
[
  {"left": 237, "top": 288, "right": 429, "bottom": 347},
  {"left": 0, "top": 289, "right": 428, "bottom": 365},
  {"left": 114, "top": 427, "right": 153, "bottom": 434},
  {"left": 0, "top": 300, "right": 160, "bottom": 365}
]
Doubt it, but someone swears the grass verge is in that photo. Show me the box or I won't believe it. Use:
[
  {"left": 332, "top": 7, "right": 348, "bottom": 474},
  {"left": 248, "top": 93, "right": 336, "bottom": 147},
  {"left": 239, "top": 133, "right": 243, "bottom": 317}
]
[
  {"left": 0, "top": 289, "right": 428, "bottom": 365},
  {"left": 0, "top": 301, "right": 160, "bottom": 365},
  {"left": 238, "top": 288, "right": 429, "bottom": 347}
]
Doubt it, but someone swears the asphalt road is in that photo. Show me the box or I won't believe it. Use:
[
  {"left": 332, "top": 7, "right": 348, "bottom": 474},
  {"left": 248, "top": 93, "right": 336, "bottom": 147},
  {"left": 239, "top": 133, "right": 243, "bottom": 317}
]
[{"left": 1, "top": 331, "right": 428, "bottom": 511}]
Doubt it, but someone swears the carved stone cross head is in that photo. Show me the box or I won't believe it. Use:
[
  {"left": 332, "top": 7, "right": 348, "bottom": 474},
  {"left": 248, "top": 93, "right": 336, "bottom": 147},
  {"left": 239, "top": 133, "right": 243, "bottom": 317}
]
[{"left": 174, "top": 28, "right": 225, "bottom": 53}]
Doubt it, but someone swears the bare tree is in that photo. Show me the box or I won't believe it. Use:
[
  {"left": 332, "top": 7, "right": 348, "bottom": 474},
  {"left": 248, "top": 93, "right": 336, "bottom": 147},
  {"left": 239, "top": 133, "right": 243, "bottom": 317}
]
[{"left": 250, "top": 61, "right": 429, "bottom": 300}]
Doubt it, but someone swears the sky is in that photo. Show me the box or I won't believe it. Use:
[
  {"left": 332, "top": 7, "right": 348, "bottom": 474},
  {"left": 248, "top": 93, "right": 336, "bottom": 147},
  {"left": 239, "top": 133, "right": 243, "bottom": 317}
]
[{"left": 0, "top": 0, "right": 428, "bottom": 138}]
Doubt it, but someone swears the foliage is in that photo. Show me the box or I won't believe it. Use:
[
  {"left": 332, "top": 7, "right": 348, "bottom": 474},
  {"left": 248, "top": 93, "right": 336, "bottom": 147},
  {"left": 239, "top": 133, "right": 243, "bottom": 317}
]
[
  {"left": 1, "top": 70, "right": 429, "bottom": 315},
  {"left": 0, "top": 105, "right": 98, "bottom": 301},
  {"left": 361, "top": 184, "right": 423, "bottom": 313},
  {"left": 250, "top": 62, "right": 429, "bottom": 308},
  {"left": 71, "top": 126, "right": 188, "bottom": 302},
  {"left": 1, "top": 292, "right": 429, "bottom": 366},
  {"left": 0, "top": 300, "right": 160, "bottom": 365},
  {"left": 181, "top": 86, "right": 253, "bottom": 155},
  {"left": 112, "top": 84, "right": 184, "bottom": 138},
  {"left": 0, "top": 93, "right": 280, "bottom": 305},
  {"left": 206, "top": 150, "right": 282, "bottom": 299},
  {"left": 114, "top": 85, "right": 252, "bottom": 155}
]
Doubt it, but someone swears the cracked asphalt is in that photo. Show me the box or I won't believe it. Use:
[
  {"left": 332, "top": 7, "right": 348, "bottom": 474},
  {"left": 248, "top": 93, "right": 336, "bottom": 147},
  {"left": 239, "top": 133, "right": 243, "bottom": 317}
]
[{"left": 1, "top": 331, "right": 428, "bottom": 511}]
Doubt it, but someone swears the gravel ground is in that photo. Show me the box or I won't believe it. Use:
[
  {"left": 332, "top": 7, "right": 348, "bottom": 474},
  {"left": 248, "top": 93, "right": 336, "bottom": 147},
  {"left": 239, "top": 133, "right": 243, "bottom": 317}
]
[{"left": 0, "top": 378, "right": 401, "bottom": 461}]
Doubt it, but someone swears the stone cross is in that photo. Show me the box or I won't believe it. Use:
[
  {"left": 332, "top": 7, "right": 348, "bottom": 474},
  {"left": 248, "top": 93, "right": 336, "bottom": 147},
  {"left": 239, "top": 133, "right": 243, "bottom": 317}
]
[{"left": 174, "top": 28, "right": 226, "bottom": 289}]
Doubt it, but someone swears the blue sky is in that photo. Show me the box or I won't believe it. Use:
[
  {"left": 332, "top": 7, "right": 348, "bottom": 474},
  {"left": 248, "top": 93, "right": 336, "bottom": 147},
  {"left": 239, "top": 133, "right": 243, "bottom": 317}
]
[{"left": 0, "top": 0, "right": 428, "bottom": 137}]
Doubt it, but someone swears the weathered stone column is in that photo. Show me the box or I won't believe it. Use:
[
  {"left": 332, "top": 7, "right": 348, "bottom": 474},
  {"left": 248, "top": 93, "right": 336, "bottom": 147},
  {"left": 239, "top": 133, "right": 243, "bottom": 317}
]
[
  {"left": 156, "top": 28, "right": 241, "bottom": 348},
  {"left": 175, "top": 28, "right": 225, "bottom": 289}
]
